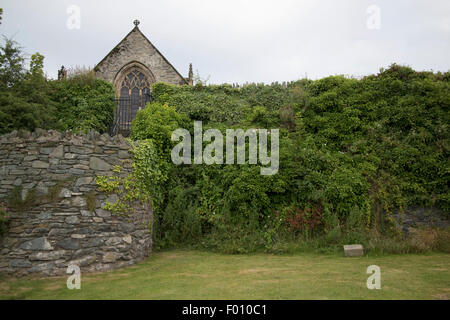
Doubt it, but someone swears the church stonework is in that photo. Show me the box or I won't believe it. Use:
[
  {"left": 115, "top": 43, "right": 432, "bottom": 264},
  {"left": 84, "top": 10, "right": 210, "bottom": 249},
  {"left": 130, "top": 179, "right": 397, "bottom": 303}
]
[
  {"left": 94, "top": 20, "right": 188, "bottom": 97},
  {"left": 94, "top": 21, "right": 191, "bottom": 136}
]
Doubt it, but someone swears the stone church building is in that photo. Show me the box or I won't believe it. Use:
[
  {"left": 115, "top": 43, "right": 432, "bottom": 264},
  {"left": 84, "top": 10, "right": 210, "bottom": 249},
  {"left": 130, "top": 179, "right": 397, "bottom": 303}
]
[{"left": 92, "top": 20, "right": 192, "bottom": 135}]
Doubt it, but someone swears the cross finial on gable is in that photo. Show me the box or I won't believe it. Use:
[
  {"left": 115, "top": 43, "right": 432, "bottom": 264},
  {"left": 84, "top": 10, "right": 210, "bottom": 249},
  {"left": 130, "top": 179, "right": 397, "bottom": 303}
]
[{"left": 133, "top": 19, "right": 140, "bottom": 27}]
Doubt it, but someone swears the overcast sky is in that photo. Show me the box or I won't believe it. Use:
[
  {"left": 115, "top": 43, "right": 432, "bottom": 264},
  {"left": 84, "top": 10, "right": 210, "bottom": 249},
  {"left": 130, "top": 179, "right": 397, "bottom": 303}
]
[{"left": 1, "top": 0, "right": 450, "bottom": 84}]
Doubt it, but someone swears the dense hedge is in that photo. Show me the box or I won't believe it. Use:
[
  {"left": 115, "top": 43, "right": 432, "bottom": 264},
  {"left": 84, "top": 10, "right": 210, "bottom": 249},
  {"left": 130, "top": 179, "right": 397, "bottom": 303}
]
[
  {"left": 0, "top": 38, "right": 115, "bottom": 134},
  {"left": 48, "top": 77, "right": 115, "bottom": 133},
  {"left": 0, "top": 77, "right": 115, "bottom": 135},
  {"left": 131, "top": 64, "right": 449, "bottom": 253}
]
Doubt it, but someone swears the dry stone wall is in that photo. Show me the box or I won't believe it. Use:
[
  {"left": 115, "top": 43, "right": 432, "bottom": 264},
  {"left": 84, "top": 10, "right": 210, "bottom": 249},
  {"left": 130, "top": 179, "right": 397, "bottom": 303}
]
[{"left": 0, "top": 129, "right": 152, "bottom": 276}]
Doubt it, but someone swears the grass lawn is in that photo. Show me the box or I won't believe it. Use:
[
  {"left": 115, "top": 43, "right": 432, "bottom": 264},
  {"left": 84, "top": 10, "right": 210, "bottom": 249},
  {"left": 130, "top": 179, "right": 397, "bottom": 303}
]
[{"left": 0, "top": 250, "right": 449, "bottom": 299}]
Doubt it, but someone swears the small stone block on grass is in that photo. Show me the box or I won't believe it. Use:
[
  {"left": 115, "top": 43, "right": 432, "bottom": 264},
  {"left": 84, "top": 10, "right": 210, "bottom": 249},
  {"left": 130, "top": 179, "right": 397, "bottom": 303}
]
[{"left": 343, "top": 244, "right": 364, "bottom": 257}]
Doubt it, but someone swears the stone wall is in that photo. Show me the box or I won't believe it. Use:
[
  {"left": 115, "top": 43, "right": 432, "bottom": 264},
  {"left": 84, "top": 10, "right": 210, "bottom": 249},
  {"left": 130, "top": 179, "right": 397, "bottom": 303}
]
[
  {"left": 0, "top": 129, "right": 152, "bottom": 276},
  {"left": 393, "top": 207, "right": 449, "bottom": 234}
]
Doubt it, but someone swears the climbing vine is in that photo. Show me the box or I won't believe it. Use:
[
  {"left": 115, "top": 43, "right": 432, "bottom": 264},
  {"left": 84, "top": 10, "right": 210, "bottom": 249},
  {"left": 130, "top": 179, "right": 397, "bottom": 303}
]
[
  {"left": 0, "top": 202, "right": 10, "bottom": 236},
  {"left": 96, "top": 139, "right": 170, "bottom": 216}
]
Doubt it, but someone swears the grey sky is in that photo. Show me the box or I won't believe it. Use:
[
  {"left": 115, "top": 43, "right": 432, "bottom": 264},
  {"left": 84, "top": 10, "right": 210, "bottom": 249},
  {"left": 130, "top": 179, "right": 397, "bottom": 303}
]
[{"left": 1, "top": 0, "right": 450, "bottom": 84}]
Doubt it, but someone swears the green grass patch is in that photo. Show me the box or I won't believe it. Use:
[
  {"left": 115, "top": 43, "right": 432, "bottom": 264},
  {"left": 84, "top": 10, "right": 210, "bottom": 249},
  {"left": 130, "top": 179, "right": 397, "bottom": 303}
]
[{"left": 0, "top": 250, "right": 449, "bottom": 300}]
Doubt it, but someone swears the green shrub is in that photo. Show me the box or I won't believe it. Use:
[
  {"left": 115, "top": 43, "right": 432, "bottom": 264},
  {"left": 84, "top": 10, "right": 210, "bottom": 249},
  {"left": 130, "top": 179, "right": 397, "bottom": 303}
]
[{"left": 130, "top": 102, "right": 189, "bottom": 154}]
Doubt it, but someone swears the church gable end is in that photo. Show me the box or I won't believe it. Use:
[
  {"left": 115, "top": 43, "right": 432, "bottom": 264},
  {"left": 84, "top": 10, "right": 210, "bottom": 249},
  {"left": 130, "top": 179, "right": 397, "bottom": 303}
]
[
  {"left": 94, "top": 21, "right": 190, "bottom": 136},
  {"left": 94, "top": 21, "right": 187, "bottom": 90}
]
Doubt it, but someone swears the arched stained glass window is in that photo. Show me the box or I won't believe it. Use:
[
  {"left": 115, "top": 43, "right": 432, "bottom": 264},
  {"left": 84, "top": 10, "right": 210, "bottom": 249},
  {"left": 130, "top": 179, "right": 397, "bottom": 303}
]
[
  {"left": 120, "top": 69, "right": 152, "bottom": 93},
  {"left": 118, "top": 68, "right": 151, "bottom": 125},
  {"left": 114, "top": 67, "right": 153, "bottom": 136}
]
